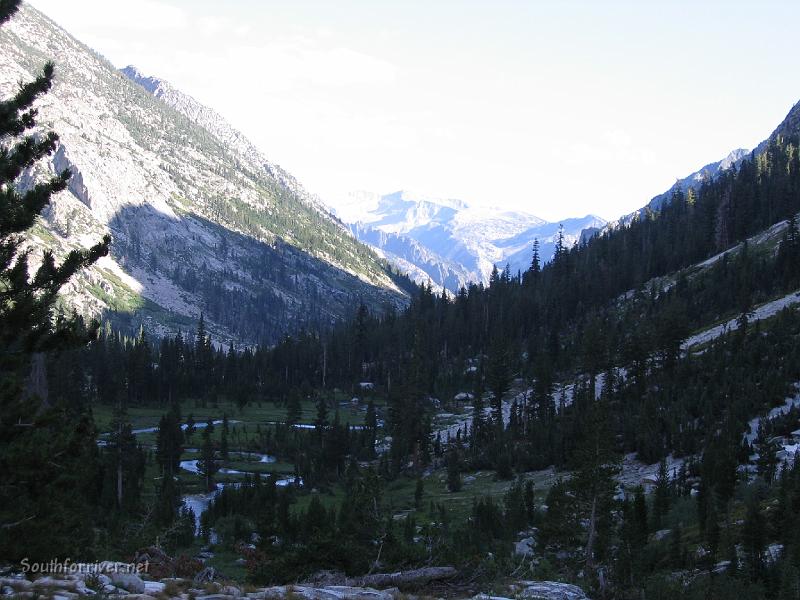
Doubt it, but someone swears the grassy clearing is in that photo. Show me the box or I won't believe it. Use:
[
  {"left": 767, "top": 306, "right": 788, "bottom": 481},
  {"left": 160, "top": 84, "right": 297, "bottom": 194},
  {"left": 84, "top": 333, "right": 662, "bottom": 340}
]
[
  {"left": 292, "top": 466, "right": 562, "bottom": 525},
  {"left": 94, "top": 395, "right": 371, "bottom": 439}
]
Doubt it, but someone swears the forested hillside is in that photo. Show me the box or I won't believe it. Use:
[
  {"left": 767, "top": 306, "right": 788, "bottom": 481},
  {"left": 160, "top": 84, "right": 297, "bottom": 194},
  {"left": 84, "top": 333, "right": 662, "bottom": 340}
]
[{"left": 24, "top": 106, "right": 800, "bottom": 598}]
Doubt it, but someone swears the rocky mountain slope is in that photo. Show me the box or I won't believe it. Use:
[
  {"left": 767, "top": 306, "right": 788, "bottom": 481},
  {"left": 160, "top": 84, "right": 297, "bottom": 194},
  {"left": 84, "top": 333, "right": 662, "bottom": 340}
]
[
  {"left": 1, "top": 4, "right": 409, "bottom": 346},
  {"left": 335, "top": 190, "right": 606, "bottom": 292},
  {"left": 617, "top": 99, "right": 800, "bottom": 227},
  {"left": 624, "top": 148, "right": 751, "bottom": 221}
]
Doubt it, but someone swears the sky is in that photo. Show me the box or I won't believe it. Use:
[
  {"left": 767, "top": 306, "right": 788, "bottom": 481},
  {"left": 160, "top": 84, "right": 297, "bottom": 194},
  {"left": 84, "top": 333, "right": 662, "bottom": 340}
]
[{"left": 28, "top": 0, "right": 800, "bottom": 222}]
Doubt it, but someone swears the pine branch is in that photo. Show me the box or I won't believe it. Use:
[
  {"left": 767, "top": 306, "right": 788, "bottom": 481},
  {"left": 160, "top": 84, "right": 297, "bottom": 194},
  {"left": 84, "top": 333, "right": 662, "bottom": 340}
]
[
  {"left": 0, "top": 170, "right": 70, "bottom": 237},
  {"left": 0, "top": 62, "right": 55, "bottom": 137},
  {"left": 0, "top": 0, "right": 20, "bottom": 27},
  {"left": 0, "top": 131, "right": 61, "bottom": 182}
]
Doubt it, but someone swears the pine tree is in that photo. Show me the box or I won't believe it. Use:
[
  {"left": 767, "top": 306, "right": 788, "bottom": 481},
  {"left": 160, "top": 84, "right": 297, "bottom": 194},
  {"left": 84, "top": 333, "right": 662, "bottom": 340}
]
[
  {"left": 446, "top": 447, "right": 462, "bottom": 492},
  {"left": 0, "top": 2, "right": 109, "bottom": 553},
  {"left": 571, "top": 398, "right": 620, "bottom": 574},
  {"left": 185, "top": 414, "right": 196, "bottom": 442},
  {"left": 105, "top": 402, "right": 144, "bottom": 513},
  {"left": 156, "top": 407, "right": 184, "bottom": 477},
  {"left": 669, "top": 523, "right": 684, "bottom": 568},
  {"left": 652, "top": 458, "right": 671, "bottom": 530},
  {"left": 414, "top": 476, "right": 424, "bottom": 510},
  {"left": 632, "top": 486, "right": 649, "bottom": 549},
  {"left": 470, "top": 367, "right": 487, "bottom": 449},
  {"left": 198, "top": 420, "right": 218, "bottom": 491},
  {"left": 155, "top": 471, "right": 180, "bottom": 527},
  {"left": 755, "top": 422, "right": 779, "bottom": 484},
  {"left": 286, "top": 390, "right": 302, "bottom": 425},
  {"left": 742, "top": 495, "right": 765, "bottom": 581},
  {"left": 220, "top": 413, "right": 230, "bottom": 461},
  {"left": 553, "top": 224, "right": 566, "bottom": 261},
  {"left": 315, "top": 395, "right": 329, "bottom": 430},
  {"left": 540, "top": 480, "right": 578, "bottom": 549},
  {"left": 530, "top": 238, "right": 541, "bottom": 275},
  {"left": 486, "top": 336, "right": 510, "bottom": 430},
  {"left": 364, "top": 398, "right": 376, "bottom": 457}
]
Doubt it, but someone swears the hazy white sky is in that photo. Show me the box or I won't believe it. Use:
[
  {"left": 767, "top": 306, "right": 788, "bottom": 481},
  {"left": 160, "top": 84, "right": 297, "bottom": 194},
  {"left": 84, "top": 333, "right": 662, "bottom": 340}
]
[{"left": 29, "top": 0, "right": 800, "bottom": 221}]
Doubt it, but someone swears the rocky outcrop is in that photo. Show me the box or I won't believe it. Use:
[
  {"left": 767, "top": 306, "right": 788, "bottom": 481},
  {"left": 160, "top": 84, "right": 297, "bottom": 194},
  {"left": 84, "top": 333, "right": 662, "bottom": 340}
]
[
  {"left": 52, "top": 144, "right": 91, "bottom": 210},
  {"left": 517, "top": 581, "right": 588, "bottom": 600},
  {"left": 108, "top": 573, "right": 145, "bottom": 594},
  {"left": 255, "top": 585, "right": 396, "bottom": 600},
  {"left": 0, "top": 572, "right": 590, "bottom": 600},
  {"left": 353, "top": 566, "right": 458, "bottom": 589}
]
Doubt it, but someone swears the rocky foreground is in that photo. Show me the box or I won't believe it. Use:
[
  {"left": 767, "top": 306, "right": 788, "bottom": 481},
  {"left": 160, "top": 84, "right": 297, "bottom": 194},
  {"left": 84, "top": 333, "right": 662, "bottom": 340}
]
[{"left": 0, "top": 564, "right": 589, "bottom": 600}]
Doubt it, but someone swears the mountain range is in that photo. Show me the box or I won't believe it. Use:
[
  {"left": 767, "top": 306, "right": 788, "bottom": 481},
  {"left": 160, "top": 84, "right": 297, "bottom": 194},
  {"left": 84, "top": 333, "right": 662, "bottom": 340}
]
[
  {"left": 335, "top": 190, "right": 607, "bottom": 292},
  {"left": 4, "top": 2, "right": 799, "bottom": 344}
]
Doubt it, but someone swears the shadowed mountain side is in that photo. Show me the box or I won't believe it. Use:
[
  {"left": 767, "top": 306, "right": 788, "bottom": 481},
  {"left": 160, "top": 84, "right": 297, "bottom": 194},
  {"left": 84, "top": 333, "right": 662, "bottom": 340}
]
[
  {"left": 348, "top": 223, "right": 472, "bottom": 292},
  {"left": 0, "top": 3, "right": 415, "bottom": 347},
  {"left": 105, "top": 204, "right": 414, "bottom": 346}
]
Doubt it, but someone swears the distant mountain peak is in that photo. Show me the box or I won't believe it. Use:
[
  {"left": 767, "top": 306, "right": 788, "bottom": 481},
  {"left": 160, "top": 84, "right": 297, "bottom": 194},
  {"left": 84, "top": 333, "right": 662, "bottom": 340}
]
[
  {"left": 767, "top": 100, "right": 800, "bottom": 143},
  {"left": 336, "top": 190, "right": 606, "bottom": 291}
]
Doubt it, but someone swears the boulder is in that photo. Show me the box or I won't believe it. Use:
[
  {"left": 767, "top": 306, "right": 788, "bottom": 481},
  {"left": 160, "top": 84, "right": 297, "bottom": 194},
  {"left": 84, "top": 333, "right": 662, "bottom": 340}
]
[
  {"left": 518, "top": 581, "right": 589, "bottom": 600},
  {"left": 257, "top": 585, "right": 391, "bottom": 600},
  {"left": 221, "top": 585, "right": 242, "bottom": 597},
  {"left": 32, "top": 577, "right": 82, "bottom": 592},
  {"left": 323, "top": 586, "right": 396, "bottom": 600},
  {"left": 109, "top": 573, "right": 146, "bottom": 594},
  {"left": 87, "top": 574, "right": 112, "bottom": 587},
  {"left": 515, "top": 537, "right": 536, "bottom": 557},
  {"left": 0, "top": 577, "right": 32, "bottom": 591},
  {"left": 144, "top": 581, "right": 166, "bottom": 594},
  {"left": 259, "top": 586, "right": 340, "bottom": 600}
]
